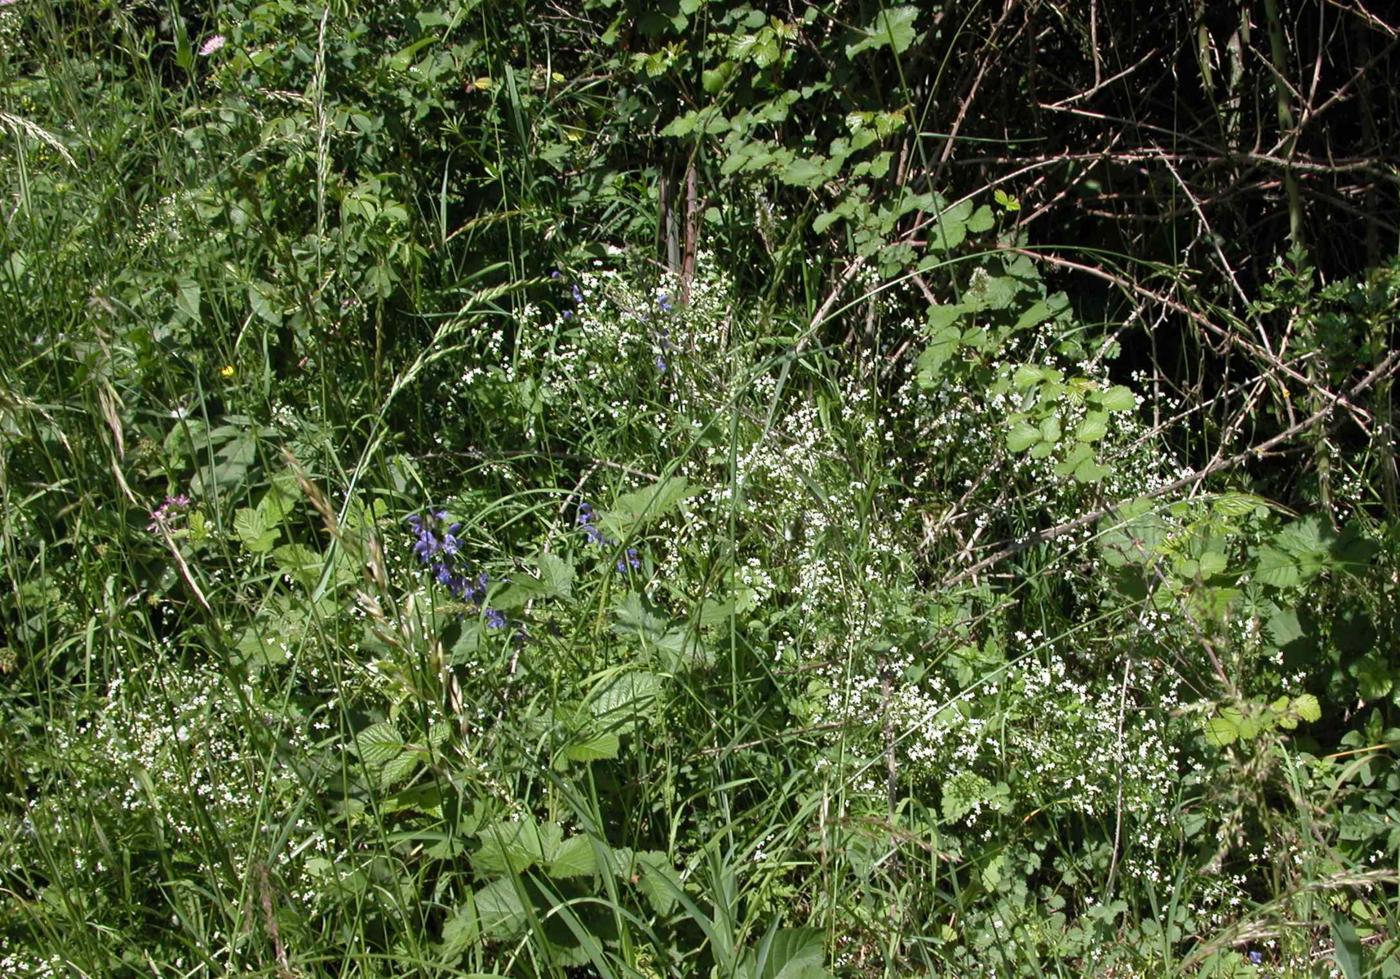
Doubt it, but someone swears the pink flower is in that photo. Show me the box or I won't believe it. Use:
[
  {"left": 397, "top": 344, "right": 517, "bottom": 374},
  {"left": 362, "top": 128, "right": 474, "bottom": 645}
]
[{"left": 199, "top": 34, "right": 226, "bottom": 56}]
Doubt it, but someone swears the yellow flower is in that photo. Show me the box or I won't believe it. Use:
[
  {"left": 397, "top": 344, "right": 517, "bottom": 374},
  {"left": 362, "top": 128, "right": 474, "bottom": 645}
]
[{"left": 220, "top": 365, "right": 235, "bottom": 378}]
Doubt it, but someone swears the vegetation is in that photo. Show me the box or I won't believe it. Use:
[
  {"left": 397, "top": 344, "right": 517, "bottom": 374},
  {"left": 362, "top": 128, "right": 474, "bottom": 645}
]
[{"left": 2, "top": 0, "right": 1397, "bottom": 975}]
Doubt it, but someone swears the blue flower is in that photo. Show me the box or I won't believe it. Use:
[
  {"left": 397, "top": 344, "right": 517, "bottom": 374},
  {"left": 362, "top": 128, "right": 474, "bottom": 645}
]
[
  {"left": 484, "top": 607, "right": 507, "bottom": 629},
  {"left": 657, "top": 291, "right": 673, "bottom": 313},
  {"left": 576, "top": 502, "right": 610, "bottom": 546},
  {"left": 616, "top": 548, "right": 641, "bottom": 573},
  {"left": 1248, "top": 951, "right": 1262, "bottom": 965}
]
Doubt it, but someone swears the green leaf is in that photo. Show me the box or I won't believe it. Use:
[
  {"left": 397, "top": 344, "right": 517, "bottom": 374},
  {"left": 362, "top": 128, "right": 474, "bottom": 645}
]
[
  {"left": 1254, "top": 546, "right": 1301, "bottom": 588},
  {"left": 590, "top": 670, "right": 662, "bottom": 732},
  {"left": 1096, "top": 385, "right": 1137, "bottom": 412},
  {"left": 605, "top": 476, "right": 699, "bottom": 534},
  {"left": 965, "top": 204, "right": 995, "bottom": 233},
  {"left": 780, "top": 156, "right": 827, "bottom": 188},
  {"left": 548, "top": 835, "right": 599, "bottom": 879},
  {"left": 440, "top": 903, "right": 480, "bottom": 955},
  {"left": 845, "top": 6, "right": 920, "bottom": 58},
  {"left": 474, "top": 878, "right": 528, "bottom": 939},
  {"left": 174, "top": 278, "right": 201, "bottom": 321},
  {"left": 751, "top": 927, "right": 829, "bottom": 979},
  {"left": 473, "top": 818, "right": 547, "bottom": 875},
  {"left": 272, "top": 543, "right": 322, "bottom": 589},
  {"left": 536, "top": 552, "right": 574, "bottom": 599},
  {"left": 1331, "top": 911, "right": 1363, "bottom": 979},
  {"left": 233, "top": 507, "right": 278, "bottom": 554},
  {"left": 562, "top": 728, "right": 620, "bottom": 764},
  {"left": 1292, "top": 693, "right": 1321, "bottom": 723},
  {"left": 1075, "top": 411, "right": 1109, "bottom": 442},
  {"left": 1204, "top": 714, "right": 1239, "bottom": 746},
  {"left": 1006, "top": 422, "right": 1041, "bottom": 453},
  {"left": 355, "top": 722, "right": 404, "bottom": 765}
]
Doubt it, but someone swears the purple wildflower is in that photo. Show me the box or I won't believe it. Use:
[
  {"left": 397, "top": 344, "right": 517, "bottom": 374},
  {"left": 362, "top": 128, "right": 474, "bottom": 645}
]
[
  {"left": 147, "top": 494, "right": 192, "bottom": 532},
  {"left": 657, "top": 291, "right": 673, "bottom": 313},
  {"left": 199, "top": 34, "right": 226, "bottom": 56},
  {"left": 484, "top": 607, "right": 507, "bottom": 629},
  {"left": 576, "top": 502, "right": 609, "bottom": 546},
  {"left": 616, "top": 548, "right": 641, "bottom": 573}
]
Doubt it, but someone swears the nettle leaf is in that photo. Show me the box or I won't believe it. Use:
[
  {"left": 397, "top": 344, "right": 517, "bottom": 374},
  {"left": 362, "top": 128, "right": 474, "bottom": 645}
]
[
  {"left": 590, "top": 670, "right": 663, "bottom": 734},
  {"left": 234, "top": 507, "right": 278, "bottom": 554},
  {"left": 355, "top": 722, "right": 404, "bottom": 765},
  {"left": 547, "top": 835, "right": 599, "bottom": 879},
  {"left": 617, "top": 849, "right": 684, "bottom": 916},
  {"left": 845, "top": 6, "right": 920, "bottom": 58},
  {"left": 272, "top": 543, "right": 322, "bottom": 589},
  {"left": 1006, "top": 422, "right": 1041, "bottom": 453},
  {"left": 604, "top": 476, "right": 699, "bottom": 535},
  {"left": 1204, "top": 713, "right": 1239, "bottom": 747},
  {"left": 562, "top": 728, "right": 620, "bottom": 764},
  {"left": 1254, "top": 546, "right": 1302, "bottom": 588},
  {"left": 473, "top": 878, "right": 528, "bottom": 939},
  {"left": 1095, "top": 385, "right": 1137, "bottom": 412}
]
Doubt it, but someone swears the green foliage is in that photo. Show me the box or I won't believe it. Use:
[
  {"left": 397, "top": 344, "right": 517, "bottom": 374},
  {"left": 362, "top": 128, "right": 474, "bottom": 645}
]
[{"left": 2, "top": 0, "right": 1398, "bottom": 976}]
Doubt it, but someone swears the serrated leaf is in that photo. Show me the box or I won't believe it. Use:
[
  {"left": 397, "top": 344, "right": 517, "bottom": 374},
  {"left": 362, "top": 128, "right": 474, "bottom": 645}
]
[
  {"left": 605, "top": 476, "right": 699, "bottom": 534},
  {"left": 272, "top": 543, "right": 322, "bottom": 588},
  {"left": 548, "top": 835, "right": 599, "bottom": 879},
  {"left": 1072, "top": 457, "right": 1110, "bottom": 483},
  {"left": 1096, "top": 385, "right": 1137, "bottom": 412},
  {"left": 174, "top": 278, "right": 201, "bottom": 321},
  {"left": 1075, "top": 411, "right": 1109, "bottom": 442},
  {"left": 1292, "top": 693, "right": 1321, "bottom": 723},
  {"left": 627, "top": 850, "right": 683, "bottom": 916},
  {"left": 536, "top": 552, "right": 574, "bottom": 599},
  {"left": 1254, "top": 546, "right": 1301, "bottom": 588},
  {"left": 474, "top": 818, "right": 547, "bottom": 875},
  {"left": 590, "top": 670, "right": 662, "bottom": 733},
  {"left": 1204, "top": 715, "right": 1239, "bottom": 746},
  {"left": 780, "top": 156, "right": 827, "bottom": 188},
  {"left": 355, "top": 722, "right": 404, "bottom": 765},
  {"left": 562, "top": 728, "right": 620, "bottom": 763},
  {"left": 965, "top": 204, "right": 995, "bottom": 233},
  {"left": 1006, "top": 422, "right": 1041, "bottom": 453},
  {"left": 474, "top": 878, "right": 528, "bottom": 939},
  {"left": 440, "top": 903, "right": 480, "bottom": 955},
  {"left": 752, "top": 927, "right": 829, "bottom": 979},
  {"left": 234, "top": 507, "right": 278, "bottom": 554}
]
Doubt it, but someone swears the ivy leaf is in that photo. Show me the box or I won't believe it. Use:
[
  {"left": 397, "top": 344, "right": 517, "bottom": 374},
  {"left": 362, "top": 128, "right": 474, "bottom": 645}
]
[{"left": 845, "top": 6, "right": 921, "bottom": 58}]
